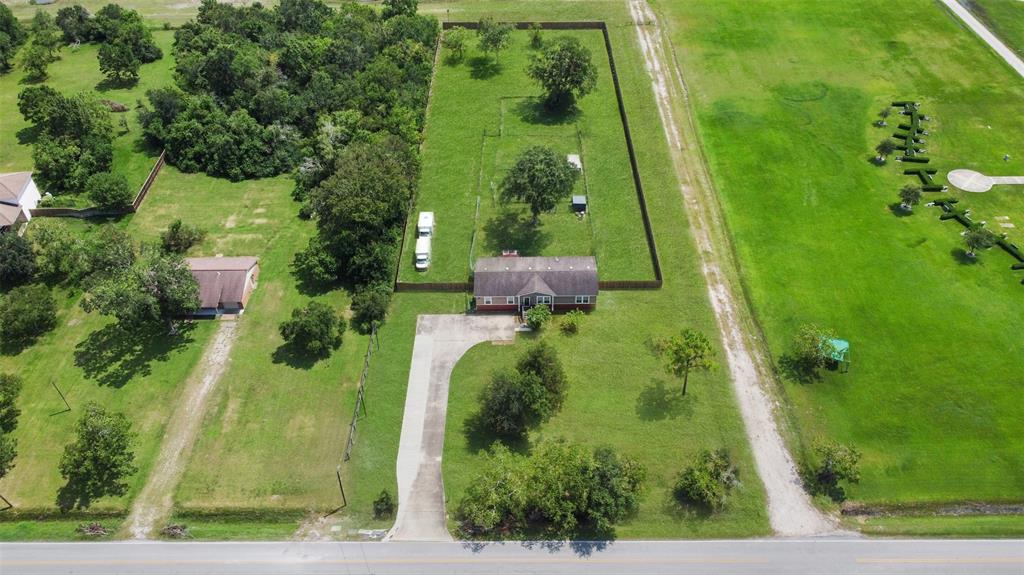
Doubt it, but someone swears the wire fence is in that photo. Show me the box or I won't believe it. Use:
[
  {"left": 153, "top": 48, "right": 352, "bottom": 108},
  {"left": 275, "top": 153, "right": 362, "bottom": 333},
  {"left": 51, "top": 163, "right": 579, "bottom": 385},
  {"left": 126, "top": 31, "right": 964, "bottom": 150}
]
[{"left": 342, "top": 322, "right": 379, "bottom": 462}]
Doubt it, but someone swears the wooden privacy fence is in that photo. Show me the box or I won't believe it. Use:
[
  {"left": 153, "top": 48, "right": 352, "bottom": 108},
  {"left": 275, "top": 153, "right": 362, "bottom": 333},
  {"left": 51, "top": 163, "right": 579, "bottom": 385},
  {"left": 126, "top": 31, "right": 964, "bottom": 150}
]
[
  {"left": 393, "top": 21, "right": 664, "bottom": 293},
  {"left": 30, "top": 150, "right": 166, "bottom": 219}
]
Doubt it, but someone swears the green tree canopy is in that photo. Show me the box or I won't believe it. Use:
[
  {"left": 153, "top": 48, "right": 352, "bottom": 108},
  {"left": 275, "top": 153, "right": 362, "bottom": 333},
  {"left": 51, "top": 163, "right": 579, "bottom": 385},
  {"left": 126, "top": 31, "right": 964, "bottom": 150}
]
[
  {"left": 82, "top": 250, "right": 199, "bottom": 331},
  {"left": 500, "top": 145, "right": 580, "bottom": 223},
  {"left": 527, "top": 36, "right": 597, "bottom": 109},
  {"left": 58, "top": 403, "right": 137, "bottom": 510},
  {"left": 0, "top": 233, "right": 37, "bottom": 289},
  {"left": 0, "top": 373, "right": 23, "bottom": 434},
  {"left": 382, "top": 0, "right": 418, "bottom": 19},
  {"left": 964, "top": 225, "right": 1001, "bottom": 257},
  {"left": 0, "top": 2, "right": 27, "bottom": 72},
  {"left": 0, "top": 432, "right": 16, "bottom": 481},
  {"left": 98, "top": 38, "right": 141, "bottom": 82},
  {"left": 660, "top": 328, "right": 716, "bottom": 395},
  {"left": 442, "top": 26, "right": 471, "bottom": 61},
  {"left": 0, "top": 284, "right": 58, "bottom": 350},
  {"left": 477, "top": 17, "right": 513, "bottom": 63},
  {"left": 790, "top": 323, "right": 836, "bottom": 376},
  {"left": 85, "top": 171, "right": 133, "bottom": 209},
  {"left": 279, "top": 300, "right": 346, "bottom": 357}
]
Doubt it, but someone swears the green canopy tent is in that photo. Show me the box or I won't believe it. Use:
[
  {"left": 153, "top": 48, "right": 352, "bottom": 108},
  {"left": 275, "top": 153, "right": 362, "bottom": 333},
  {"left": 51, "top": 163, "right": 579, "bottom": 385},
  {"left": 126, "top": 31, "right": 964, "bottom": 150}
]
[{"left": 825, "top": 337, "right": 850, "bottom": 372}]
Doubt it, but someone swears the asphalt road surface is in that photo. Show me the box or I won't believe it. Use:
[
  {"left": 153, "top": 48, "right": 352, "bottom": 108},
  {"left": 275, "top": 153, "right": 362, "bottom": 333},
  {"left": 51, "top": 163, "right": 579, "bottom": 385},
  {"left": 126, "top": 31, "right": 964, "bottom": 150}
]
[{"left": 2, "top": 539, "right": 1022, "bottom": 575}]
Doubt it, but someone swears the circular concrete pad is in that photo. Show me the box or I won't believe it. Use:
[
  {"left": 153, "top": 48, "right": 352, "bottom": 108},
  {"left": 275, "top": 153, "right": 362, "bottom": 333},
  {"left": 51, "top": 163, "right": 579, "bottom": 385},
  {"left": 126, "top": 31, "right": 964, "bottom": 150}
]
[{"left": 948, "top": 169, "right": 994, "bottom": 192}]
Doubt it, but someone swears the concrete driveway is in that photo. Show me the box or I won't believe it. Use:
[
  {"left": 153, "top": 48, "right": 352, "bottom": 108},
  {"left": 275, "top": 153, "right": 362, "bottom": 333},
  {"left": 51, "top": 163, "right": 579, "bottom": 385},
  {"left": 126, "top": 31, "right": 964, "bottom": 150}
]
[{"left": 389, "top": 314, "right": 518, "bottom": 541}]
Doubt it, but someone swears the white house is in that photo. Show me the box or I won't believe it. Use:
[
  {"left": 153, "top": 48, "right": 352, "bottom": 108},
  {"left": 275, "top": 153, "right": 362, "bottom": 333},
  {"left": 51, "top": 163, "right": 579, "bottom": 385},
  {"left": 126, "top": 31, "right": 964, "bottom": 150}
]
[{"left": 0, "top": 172, "right": 41, "bottom": 233}]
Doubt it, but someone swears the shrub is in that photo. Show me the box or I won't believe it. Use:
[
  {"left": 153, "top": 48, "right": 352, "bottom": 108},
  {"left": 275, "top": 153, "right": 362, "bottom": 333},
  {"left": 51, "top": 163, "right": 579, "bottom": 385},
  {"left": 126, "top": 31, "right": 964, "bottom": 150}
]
[
  {"left": 373, "top": 489, "right": 395, "bottom": 519},
  {"left": 0, "top": 233, "right": 37, "bottom": 289},
  {"left": 350, "top": 283, "right": 391, "bottom": 334},
  {"left": 804, "top": 441, "right": 860, "bottom": 502},
  {"left": 560, "top": 309, "right": 583, "bottom": 335},
  {"left": 525, "top": 304, "right": 551, "bottom": 330},
  {"left": 673, "top": 448, "right": 738, "bottom": 511},
  {"left": 528, "top": 22, "right": 543, "bottom": 49},
  {"left": 790, "top": 323, "right": 836, "bottom": 376},
  {"left": 86, "top": 172, "right": 133, "bottom": 209},
  {"left": 0, "top": 284, "right": 58, "bottom": 348},
  {"left": 279, "top": 301, "right": 346, "bottom": 357},
  {"left": 160, "top": 219, "right": 206, "bottom": 254}
]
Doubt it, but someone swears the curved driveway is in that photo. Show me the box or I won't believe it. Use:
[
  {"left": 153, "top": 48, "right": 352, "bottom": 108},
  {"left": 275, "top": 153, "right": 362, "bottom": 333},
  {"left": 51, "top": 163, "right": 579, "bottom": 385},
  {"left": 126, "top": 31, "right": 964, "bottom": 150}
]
[{"left": 388, "top": 314, "right": 517, "bottom": 541}]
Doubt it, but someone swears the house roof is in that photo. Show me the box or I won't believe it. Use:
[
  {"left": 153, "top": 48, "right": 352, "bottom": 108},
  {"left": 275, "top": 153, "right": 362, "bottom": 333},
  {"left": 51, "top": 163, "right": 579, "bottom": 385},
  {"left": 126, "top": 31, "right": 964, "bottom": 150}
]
[
  {"left": 0, "top": 204, "right": 22, "bottom": 227},
  {"left": 187, "top": 257, "right": 259, "bottom": 308},
  {"left": 0, "top": 172, "right": 32, "bottom": 206},
  {"left": 474, "top": 256, "right": 598, "bottom": 297}
]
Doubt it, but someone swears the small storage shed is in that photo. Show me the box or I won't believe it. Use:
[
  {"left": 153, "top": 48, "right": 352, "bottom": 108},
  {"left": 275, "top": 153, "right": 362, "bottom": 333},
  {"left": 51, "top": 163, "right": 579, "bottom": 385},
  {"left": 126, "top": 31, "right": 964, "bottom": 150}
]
[
  {"left": 187, "top": 256, "right": 260, "bottom": 316},
  {"left": 571, "top": 195, "right": 588, "bottom": 213}
]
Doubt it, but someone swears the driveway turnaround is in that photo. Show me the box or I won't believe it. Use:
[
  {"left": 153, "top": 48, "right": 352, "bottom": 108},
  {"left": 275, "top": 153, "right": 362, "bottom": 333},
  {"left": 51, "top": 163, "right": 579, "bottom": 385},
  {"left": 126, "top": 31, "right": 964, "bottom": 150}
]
[
  {"left": 389, "top": 314, "right": 517, "bottom": 541},
  {"left": 3, "top": 539, "right": 1022, "bottom": 575}
]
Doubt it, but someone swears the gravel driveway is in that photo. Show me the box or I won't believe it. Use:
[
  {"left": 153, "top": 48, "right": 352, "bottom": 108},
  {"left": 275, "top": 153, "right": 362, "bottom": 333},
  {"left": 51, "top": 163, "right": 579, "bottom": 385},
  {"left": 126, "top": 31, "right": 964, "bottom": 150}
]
[{"left": 388, "top": 314, "right": 517, "bottom": 541}]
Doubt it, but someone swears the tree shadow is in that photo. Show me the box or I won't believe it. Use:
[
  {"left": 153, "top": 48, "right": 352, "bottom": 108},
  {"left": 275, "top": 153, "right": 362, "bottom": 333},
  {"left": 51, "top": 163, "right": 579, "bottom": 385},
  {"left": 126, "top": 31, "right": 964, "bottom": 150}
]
[
  {"left": 888, "top": 203, "right": 913, "bottom": 217},
  {"left": 56, "top": 471, "right": 130, "bottom": 512},
  {"left": 513, "top": 98, "right": 580, "bottom": 126},
  {"left": 462, "top": 412, "right": 530, "bottom": 455},
  {"left": 73, "top": 322, "right": 196, "bottom": 388},
  {"left": 16, "top": 124, "right": 42, "bottom": 146},
  {"left": 482, "top": 210, "right": 551, "bottom": 256},
  {"left": 95, "top": 76, "right": 139, "bottom": 92},
  {"left": 776, "top": 353, "right": 821, "bottom": 385},
  {"left": 950, "top": 248, "right": 979, "bottom": 265},
  {"left": 271, "top": 342, "right": 322, "bottom": 370},
  {"left": 468, "top": 55, "right": 500, "bottom": 79},
  {"left": 635, "top": 380, "right": 693, "bottom": 421},
  {"left": 443, "top": 52, "right": 466, "bottom": 67},
  {"left": 661, "top": 489, "right": 715, "bottom": 521}
]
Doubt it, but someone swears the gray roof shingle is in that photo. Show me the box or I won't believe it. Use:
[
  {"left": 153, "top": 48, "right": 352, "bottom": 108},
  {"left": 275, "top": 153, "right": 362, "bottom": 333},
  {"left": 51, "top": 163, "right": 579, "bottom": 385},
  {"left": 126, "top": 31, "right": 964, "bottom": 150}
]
[{"left": 474, "top": 256, "right": 598, "bottom": 297}]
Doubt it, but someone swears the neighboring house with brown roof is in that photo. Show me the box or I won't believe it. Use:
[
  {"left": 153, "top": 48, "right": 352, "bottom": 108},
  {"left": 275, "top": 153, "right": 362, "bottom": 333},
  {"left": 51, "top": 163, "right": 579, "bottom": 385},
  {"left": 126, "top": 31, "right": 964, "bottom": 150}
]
[
  {"left": 0, "top": 172, "right": 41, "bottom": 233},
  {"left": 473, "top": 255, "right": 598, "bottom": 313},
  {"left": 187, "top": 256, "right": 260, "bottom": 316}
]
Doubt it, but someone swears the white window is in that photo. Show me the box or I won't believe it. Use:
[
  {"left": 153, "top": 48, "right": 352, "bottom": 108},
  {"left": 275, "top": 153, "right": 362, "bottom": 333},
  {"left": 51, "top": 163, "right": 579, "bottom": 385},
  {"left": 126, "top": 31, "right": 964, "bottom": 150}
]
[
  {"left": 506, "top": 296, "right": 516, "bottom": 305},
  {"left": 574, "top": 295, "right": 590, "bottom": 304},
  {"left": 537, "top": 296, "right": 552, "bottom": 304},
  {"left": 483, "top": 297, "right": 492, "bottom": 305}
]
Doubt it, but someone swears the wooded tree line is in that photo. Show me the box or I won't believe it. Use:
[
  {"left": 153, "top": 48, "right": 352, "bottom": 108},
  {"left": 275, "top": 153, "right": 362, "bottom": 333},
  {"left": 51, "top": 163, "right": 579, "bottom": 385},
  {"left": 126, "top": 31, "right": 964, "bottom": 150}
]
[{"left": 136, "top": 0, "right": 438, "bottom": 326}]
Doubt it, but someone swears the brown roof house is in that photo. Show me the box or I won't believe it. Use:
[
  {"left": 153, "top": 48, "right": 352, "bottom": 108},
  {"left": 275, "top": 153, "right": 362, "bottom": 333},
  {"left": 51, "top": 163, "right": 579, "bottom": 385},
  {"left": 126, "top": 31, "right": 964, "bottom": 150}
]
[
  {"left": 187, "top": 256, "right": 260, "bottom": 316},
  {"left": 0, "top": 172, "right": 41, "bottom": 233},
  {"left": 473, "top": 255, "right": 598, "bottom": 313}
]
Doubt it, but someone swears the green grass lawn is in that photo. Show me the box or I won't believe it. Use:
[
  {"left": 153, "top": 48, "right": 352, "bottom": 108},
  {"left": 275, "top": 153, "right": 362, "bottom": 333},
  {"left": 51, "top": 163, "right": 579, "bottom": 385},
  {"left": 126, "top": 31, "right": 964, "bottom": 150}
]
[
  {"left": 399, "top": 29, "right": 652, "bottom": 283},
  {"left": 656, "top": 0, "right": 1024, "bottom": 505},
  {"left": 0, "top": 30, "right": 175, "bottom": 205},
  {"left": 964, "top": 0, "right": 1024, "bottom": 57},
  {"left": 852, "top": 514, "right": 1024, "bottom": 538}
]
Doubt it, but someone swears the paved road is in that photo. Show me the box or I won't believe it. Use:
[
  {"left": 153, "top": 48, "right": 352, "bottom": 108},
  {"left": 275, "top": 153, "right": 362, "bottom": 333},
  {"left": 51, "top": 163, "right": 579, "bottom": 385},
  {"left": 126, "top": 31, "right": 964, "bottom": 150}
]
[
  {"left": 941, "top": 0, "right": 1024, "bottom": 78},
  {"left": 388, "top": 315, "right": 517, "bottom": 541},
  {"left": 2, "top": 539, "right": 1021, "bottom": 575}
]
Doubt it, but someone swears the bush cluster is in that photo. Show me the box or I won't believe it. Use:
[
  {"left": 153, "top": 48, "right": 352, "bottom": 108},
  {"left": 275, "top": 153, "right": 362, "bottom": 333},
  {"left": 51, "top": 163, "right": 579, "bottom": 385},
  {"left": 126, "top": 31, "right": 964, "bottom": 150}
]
[
  {"left": 279, "top": 300, "right": 346, "bottom": 358},
  {"left": 673, "top": 448, "right": 739, "bottom": 512},
  {"left": 456, "top": 441, "right": 645, "bottom": 538}
]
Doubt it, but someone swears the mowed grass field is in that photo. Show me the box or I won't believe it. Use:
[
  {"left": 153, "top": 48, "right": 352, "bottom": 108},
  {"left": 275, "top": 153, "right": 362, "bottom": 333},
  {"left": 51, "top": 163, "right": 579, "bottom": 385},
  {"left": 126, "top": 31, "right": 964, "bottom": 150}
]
[
  {"left": 656, "top": 0, "right": 1024, "bottom": 504},
  {"left": 399, "top": 29, "right": 651, "bottom": 283},
  {"left": 0, "top": 30, "right": 175, "bottom": 204},
  {"left": 966, "top": 0, "right": 1024, "bottom": 57}
]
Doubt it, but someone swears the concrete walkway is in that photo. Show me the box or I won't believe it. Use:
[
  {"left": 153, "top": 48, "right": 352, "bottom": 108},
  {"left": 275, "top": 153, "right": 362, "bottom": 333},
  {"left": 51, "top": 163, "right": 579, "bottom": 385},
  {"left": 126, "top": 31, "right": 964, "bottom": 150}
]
[
  {"left": 389, "top": 315, "right": 517, "bottom": 541},
  {"left": 941, "top": 0, "right": 1024, "bottom": 78}
]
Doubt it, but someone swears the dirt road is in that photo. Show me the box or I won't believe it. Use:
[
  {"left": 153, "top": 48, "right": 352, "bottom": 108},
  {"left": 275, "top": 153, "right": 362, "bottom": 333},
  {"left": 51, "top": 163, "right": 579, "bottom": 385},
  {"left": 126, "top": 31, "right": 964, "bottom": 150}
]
[
  {"left": 123, "top": 321, "right": 238, "bottom": 539},
  {"left": 628, "top": 0, "right": 839, "bottom": 536}
]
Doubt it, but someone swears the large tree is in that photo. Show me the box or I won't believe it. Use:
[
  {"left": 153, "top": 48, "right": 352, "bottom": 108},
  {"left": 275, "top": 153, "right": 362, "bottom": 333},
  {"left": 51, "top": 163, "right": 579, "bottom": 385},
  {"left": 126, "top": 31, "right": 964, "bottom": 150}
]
[
  {"left": 279, "top": 300, "right": 346, "bottom": 357},
  {"left": 56, "top": 5, "right": 94, "bottom": 44},
  {"left": 0, "top": 432, "right": 16, "bottom": 482},
  {"left": 478, "top": 369, "right": 547, "bottom": 437},
  {"left": 527, "top": 36, "right": 597, "bottom": 109},
  {"left": 899, "top": 184, "right": 922, "bottom": 212},
  {"left": 516, "top": 340, "right": 567, "bottom": 410},
  {"left": 30, "top": 10, "right": 62, "bottom": 60},
  {"left": 0, "top": 233, "right": 37, "bottom": 289},
  {"left": 98, "top": 38, "right": 141, "bottom": 82},
  {"left": 82, "top": 251, "right": 199, "bottom": 332},
  {"left": 58, "top": 403, "right": 137, "bottom": 509},
  {"left": 500, "top": 145, "right": 580, "bottom": 223},
  {"left": 660, "top": 328, "right": 716, "bottom": 395}
]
